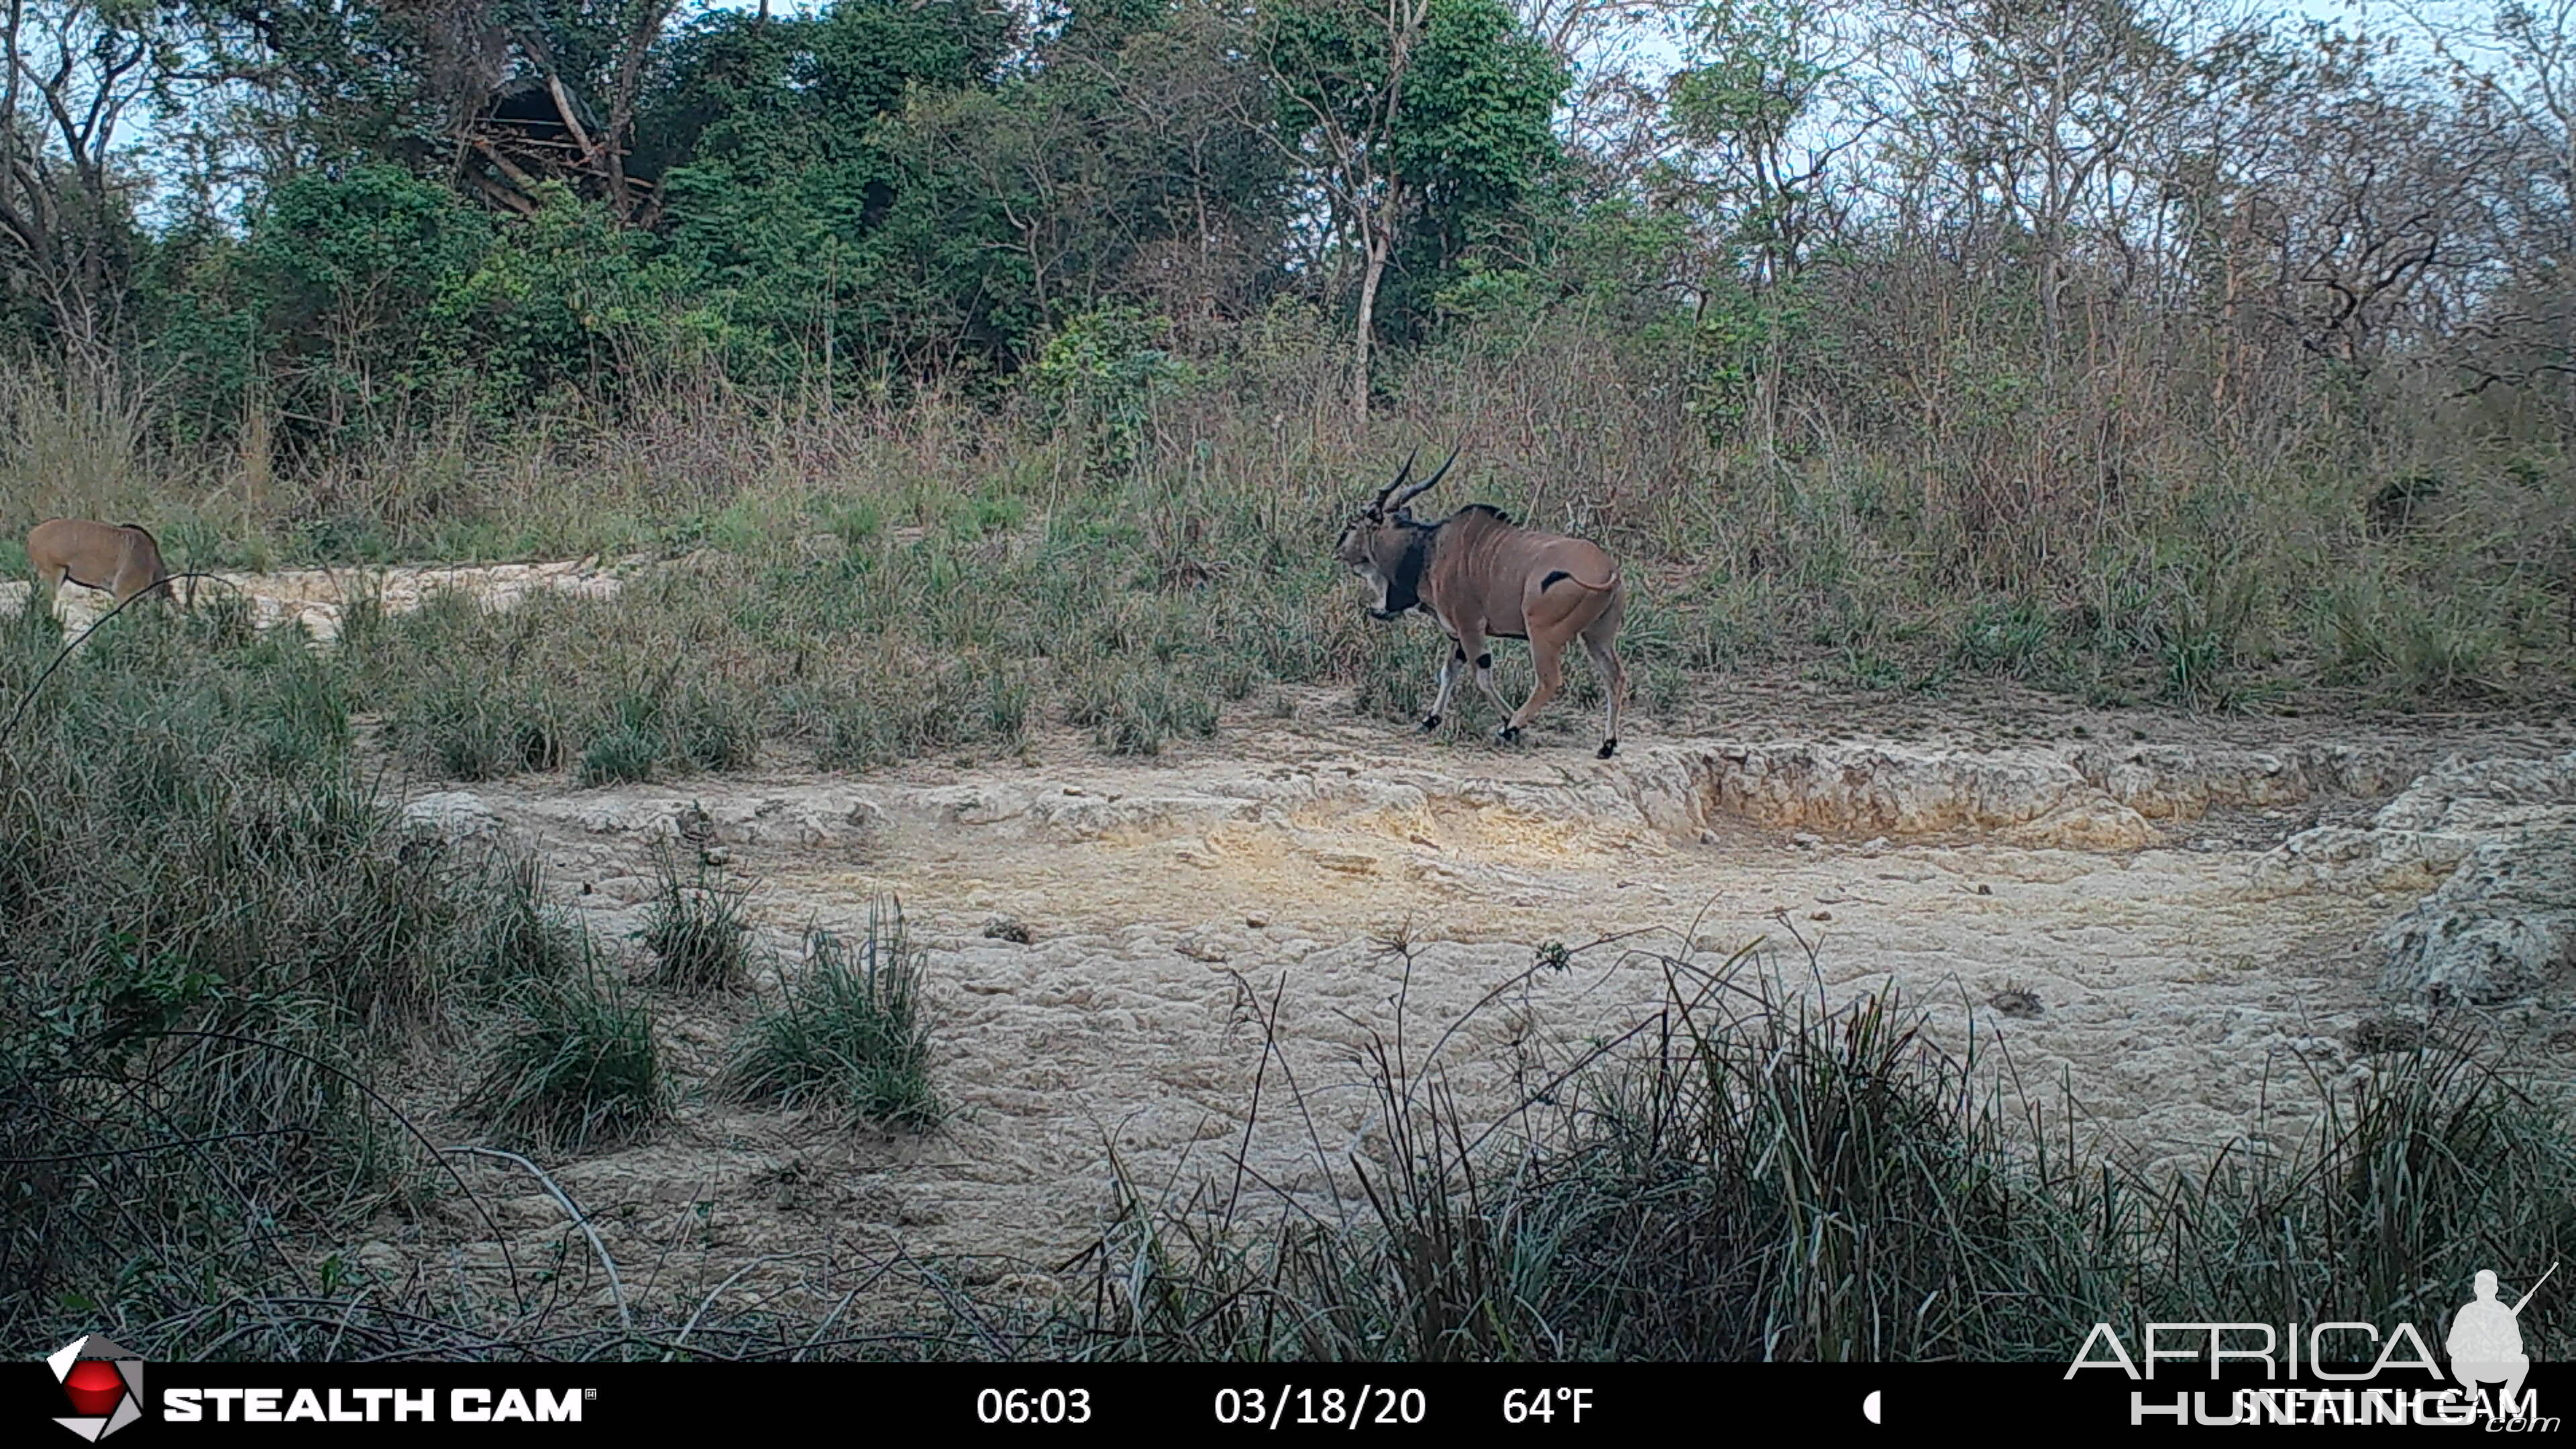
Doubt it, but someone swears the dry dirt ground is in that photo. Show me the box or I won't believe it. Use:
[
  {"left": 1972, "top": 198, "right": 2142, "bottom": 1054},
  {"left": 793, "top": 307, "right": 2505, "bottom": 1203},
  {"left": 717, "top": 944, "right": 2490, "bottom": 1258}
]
[{"left": 19, "top": 561, "right": 2576, "bottom": 1332}]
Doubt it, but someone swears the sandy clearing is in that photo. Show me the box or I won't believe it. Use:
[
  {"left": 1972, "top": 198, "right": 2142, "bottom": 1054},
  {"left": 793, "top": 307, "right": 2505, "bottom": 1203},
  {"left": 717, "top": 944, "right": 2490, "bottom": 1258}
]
[
  {"left": 389, "top": 717, "right": 2574, "bottom": 1324},
  {"left": 0, "top": 556, "right": 628, "bottom": 642}
]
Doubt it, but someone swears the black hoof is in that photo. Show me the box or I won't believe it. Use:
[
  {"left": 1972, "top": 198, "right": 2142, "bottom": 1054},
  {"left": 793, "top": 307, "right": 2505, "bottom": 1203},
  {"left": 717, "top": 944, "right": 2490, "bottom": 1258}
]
[
  {"left": 1496, "top": 726, "right": 1522, "bottom": 745},
  {"left": 1418, "top": 713, "right": 1442, "bottom": 732},
  {"left": 1597, "top": 738, "right": 1619, "bottom": 759}
]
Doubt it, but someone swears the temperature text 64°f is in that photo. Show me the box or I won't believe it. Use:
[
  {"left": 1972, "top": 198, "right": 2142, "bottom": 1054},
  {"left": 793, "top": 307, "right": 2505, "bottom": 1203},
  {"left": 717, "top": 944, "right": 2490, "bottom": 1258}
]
[{"left": 1502, "top": 1388, "right": 1594, "bottom": 1425}]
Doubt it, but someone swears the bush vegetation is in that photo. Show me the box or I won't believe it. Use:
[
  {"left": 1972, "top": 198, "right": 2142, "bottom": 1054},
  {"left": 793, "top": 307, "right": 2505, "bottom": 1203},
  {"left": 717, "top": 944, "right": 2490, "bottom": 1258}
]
[{"left": 0, "top": 0, "right": 2556, "bottom": 733}]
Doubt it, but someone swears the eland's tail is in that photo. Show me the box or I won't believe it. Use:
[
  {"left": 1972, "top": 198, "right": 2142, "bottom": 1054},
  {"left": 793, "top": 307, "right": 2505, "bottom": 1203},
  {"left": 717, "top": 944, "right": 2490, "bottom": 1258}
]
[{"left": 1540, "top": 567, "right": 1620, "bottom": 594}]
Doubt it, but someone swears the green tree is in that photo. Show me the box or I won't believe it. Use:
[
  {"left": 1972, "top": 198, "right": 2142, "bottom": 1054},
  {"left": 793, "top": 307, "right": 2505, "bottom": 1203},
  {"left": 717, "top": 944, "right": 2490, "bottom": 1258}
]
[
  {"left": 642, "top": 0, "right": 1022, "bottom": 386},
  {"left": 0, "top": 0, "right": 173, "bottom": 353},
  {"left": 239, "top": 164, "right": 491, "bottom": 439},
  {"left": 422, "top": 185, "right": 672, "bottom": 417},
  {"left": 1258, "top": 0, "right": 1565, "bottom": 419},
  {"left": 889, "top": 0, "right": 1285, "bottom": 356},
  {"left": 1666, "top": 0, "right": 1856, "bottom": 456}
]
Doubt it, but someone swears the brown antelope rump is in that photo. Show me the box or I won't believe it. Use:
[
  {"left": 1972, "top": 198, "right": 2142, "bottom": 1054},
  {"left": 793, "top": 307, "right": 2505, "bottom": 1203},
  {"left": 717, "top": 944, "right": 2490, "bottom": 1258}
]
[
  {"left": 25, "top": 519, "right": 176, "bottom": 609},
  {"left": 1335, "top": 448, "right": 1630, "bottom": 758}
]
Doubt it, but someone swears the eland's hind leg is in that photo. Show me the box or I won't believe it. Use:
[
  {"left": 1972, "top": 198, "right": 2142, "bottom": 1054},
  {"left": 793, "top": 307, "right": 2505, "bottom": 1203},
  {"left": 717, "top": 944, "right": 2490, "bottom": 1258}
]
[
  {"left": 32, "top": 560, "right": 77, "bottom": 623},
  {"left": 1580, "top": 623, "right": 1627, "bottom": 759},
  {"left": 1499, "top": 635, "right": 1568, "bottom": 743}
]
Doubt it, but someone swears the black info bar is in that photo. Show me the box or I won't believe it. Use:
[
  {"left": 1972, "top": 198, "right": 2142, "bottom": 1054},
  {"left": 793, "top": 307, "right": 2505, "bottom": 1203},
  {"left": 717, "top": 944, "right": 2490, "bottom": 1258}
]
[{"left": 17, "top": 1359, "right": 2571, "bottom": 1441}]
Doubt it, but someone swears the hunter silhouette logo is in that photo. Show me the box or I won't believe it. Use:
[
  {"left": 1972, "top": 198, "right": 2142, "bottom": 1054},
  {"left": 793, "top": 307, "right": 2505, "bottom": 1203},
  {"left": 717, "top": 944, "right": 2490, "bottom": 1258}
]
[
  {"left": 2449, "top": 1264, "right": 2553, "bottom": 1418},
  {"left": 46, "top": 1336, "right": 143, "bottom": 1441}
]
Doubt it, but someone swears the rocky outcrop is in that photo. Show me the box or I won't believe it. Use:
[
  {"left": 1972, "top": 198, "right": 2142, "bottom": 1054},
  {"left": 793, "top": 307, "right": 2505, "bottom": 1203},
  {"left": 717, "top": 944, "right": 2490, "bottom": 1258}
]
[
  {"left": 1616, "top": 737, "right": 2449, "bottom": 851},
  {"left": 446, "top": 737, "right": 2491, "bottom": 861},
  {"left": 2253, "top": 752, "right": 2576, "bottom": 895},
  {"left": 2375, "top": 833, "right": 2576, "bottom": 1005},
  {"left": 552, "top": 792, "right": 885, "bottom": 847},
  {"left": 1621, "top": 743, "right": 2157, "bottom": 850},
  {"left": 2070, "top": 741, "right": 2428, "bottom": 820},
  {"left": 2244, "top": 751, "right": 2576, "bottom": 1006},
  {"left": 471, "top": 767, "right": 1642, "bottom": 852},
  {"left": 390, "top": 727, "right": 2565, "bottom": 892},
  {"left": 400, "top": 790, "right": 508, "bottom": 845}
]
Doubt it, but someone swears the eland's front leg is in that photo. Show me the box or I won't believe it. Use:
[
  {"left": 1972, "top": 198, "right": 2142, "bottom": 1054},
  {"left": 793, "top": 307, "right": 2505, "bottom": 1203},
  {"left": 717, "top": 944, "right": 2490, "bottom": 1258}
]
[{"left": 1421, "top": 641, "right": 1466, "bottom": 731}]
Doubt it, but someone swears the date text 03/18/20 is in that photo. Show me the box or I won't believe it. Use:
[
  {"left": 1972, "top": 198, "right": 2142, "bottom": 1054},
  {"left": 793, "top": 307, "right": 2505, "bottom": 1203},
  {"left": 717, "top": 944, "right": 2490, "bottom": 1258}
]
[{"left": 1214, "top": 1385, "right": 1428, "bottom": 1429}]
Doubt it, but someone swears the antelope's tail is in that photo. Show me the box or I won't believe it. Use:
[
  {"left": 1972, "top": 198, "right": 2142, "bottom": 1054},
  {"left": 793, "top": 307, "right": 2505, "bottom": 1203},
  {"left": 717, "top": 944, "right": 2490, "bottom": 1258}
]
[{"left": 1542, "top": 567, "right": 1621, "bottom": 594}]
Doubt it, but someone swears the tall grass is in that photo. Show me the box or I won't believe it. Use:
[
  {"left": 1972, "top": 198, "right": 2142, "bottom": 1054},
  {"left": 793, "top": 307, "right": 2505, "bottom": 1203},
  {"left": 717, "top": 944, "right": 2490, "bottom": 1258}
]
[
  {"left": 458, "top": 959, "right": 665, "bottom": 1152},
  {"left": 1063, "top": 936, "right": 2576, "bottom": 1362},
  {"left": 0, "top": 592, "right": 597, "bottom": 1347},
  {"left": 721, "top": 904, "right": 940, "bottom": 1130},
  {"left": 639, "top": 849, "right": 757, "bottom": 995},
  {"left": 9, "top": 667, "right": 2567, "bottom": 1368}
]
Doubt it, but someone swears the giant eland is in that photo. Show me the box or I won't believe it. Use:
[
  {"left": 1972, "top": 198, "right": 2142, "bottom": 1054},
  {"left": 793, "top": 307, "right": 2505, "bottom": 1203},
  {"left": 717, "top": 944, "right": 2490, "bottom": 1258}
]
[{"left": 1335, "top": 448, "right": 1630, "bottom": 758}]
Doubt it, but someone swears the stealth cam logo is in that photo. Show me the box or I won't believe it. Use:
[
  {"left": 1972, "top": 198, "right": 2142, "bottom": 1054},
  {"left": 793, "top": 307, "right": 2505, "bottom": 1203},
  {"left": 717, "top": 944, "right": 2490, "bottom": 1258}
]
[{"left": 46, "top": 1336, "right": 144, "bottom": 1442}]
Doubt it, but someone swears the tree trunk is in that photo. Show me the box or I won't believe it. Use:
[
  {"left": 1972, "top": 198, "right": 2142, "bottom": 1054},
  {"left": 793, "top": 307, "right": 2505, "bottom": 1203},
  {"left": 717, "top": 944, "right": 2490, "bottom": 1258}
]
[
  {"left": 603, "top": 3, "right": 679, "bottom": 223},
  {"left": 1757, "top": 325, "right": 1781, "bottom": 464},
  {"left": 1352, "top": 213, "right": 1391, "bottom": 424}
]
